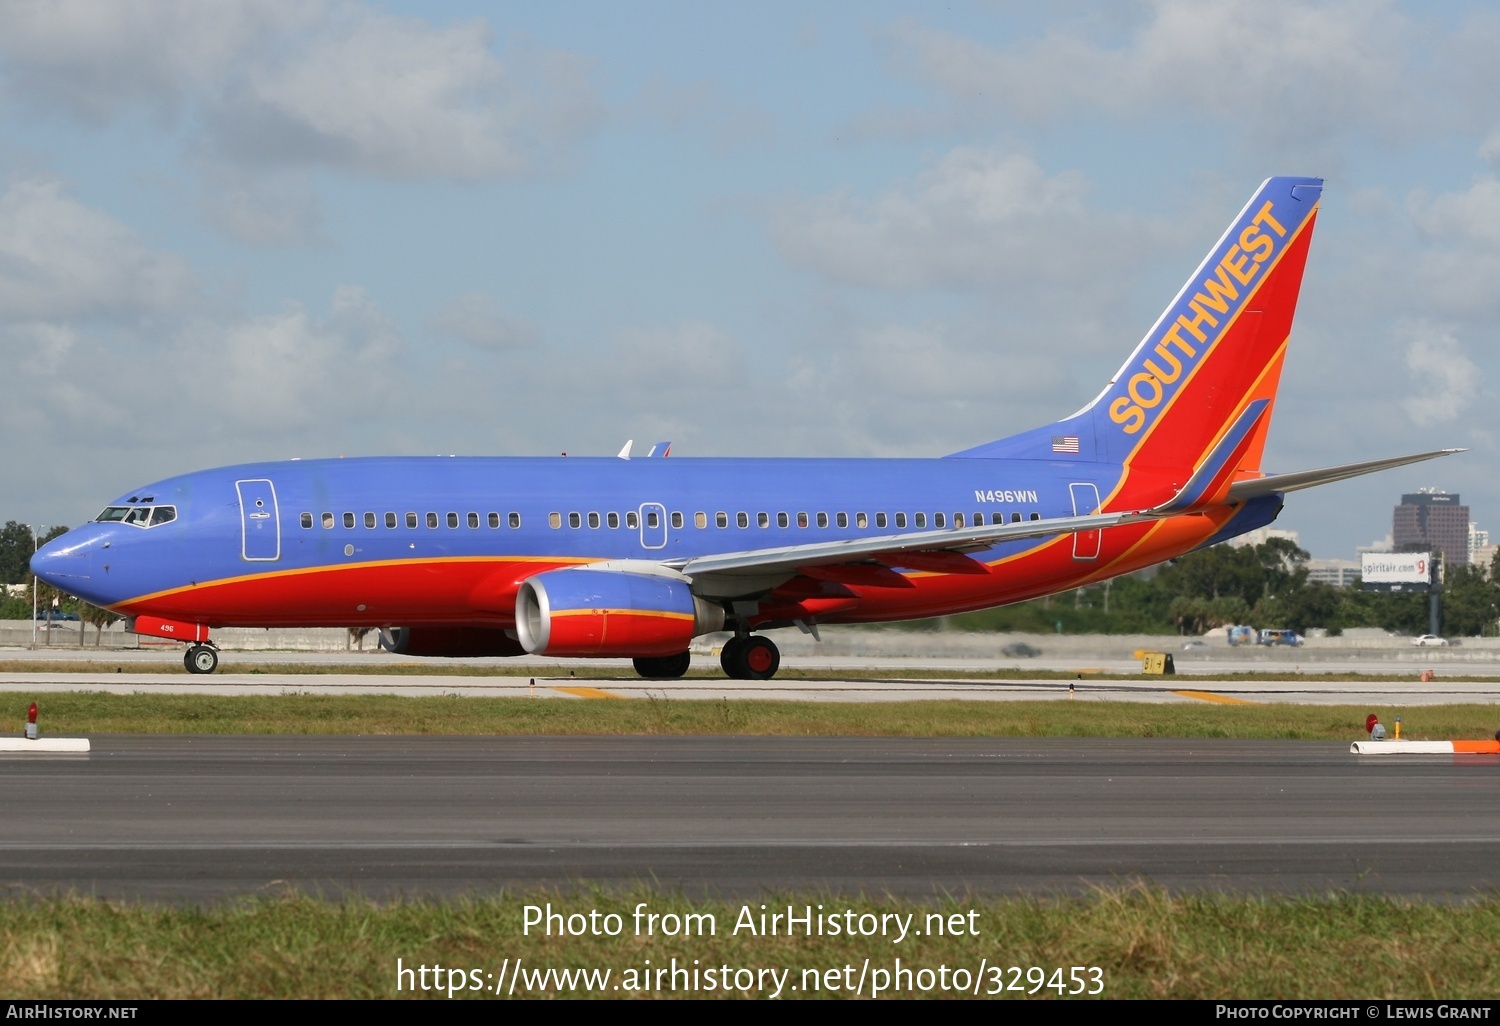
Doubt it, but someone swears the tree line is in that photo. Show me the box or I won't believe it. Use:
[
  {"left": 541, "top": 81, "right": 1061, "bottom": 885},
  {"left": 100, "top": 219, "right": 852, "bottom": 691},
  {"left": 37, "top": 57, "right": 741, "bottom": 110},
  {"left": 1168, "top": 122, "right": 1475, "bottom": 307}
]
[{"left": 906, "top": 538, "right": 1500, "bottom": 637}]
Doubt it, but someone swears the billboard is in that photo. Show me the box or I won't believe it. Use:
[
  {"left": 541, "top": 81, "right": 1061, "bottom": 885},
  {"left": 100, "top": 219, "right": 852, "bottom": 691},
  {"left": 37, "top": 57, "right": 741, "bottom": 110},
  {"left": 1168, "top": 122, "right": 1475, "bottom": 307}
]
[{"left": 1360, "top": 552, "right": 1434, "bottom": 591}]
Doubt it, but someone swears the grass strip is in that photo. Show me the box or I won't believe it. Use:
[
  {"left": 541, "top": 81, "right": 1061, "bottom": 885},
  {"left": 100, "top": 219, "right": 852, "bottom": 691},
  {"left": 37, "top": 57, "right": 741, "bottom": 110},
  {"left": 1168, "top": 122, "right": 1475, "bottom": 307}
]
[
  {"left": 9, "top": 692, "right": 1500, "bottom": 739},
  {"left": 3, "top": 888, "right": 1498, "bottom": 999}
]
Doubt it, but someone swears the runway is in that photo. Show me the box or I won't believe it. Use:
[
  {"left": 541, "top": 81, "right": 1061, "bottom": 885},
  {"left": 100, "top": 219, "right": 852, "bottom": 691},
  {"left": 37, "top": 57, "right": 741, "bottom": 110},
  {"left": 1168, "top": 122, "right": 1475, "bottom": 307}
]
[{"left": 4, "top": 735, "right": 1498, "bottom": 901}]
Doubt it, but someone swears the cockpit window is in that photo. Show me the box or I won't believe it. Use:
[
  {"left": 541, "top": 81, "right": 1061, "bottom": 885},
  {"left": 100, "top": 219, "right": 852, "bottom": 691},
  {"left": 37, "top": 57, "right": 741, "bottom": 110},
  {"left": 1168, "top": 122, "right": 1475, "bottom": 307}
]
[{"left": 95, "top": 504, "right": 177, "bottom": 528}]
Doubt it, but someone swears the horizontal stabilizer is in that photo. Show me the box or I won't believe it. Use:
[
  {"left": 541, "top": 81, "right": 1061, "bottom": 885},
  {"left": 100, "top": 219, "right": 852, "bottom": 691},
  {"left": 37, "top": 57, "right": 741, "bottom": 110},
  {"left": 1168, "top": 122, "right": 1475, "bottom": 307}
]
[{"left": 1225, "top": 449, "right": 1463, "bottom": 500}]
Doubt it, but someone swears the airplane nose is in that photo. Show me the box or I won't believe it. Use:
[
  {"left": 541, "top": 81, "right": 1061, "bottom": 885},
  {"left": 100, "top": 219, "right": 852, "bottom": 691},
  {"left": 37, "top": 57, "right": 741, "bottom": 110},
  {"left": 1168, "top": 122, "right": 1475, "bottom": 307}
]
[{"left": 30, "top": 534, "right": 92, "bottom": 585}]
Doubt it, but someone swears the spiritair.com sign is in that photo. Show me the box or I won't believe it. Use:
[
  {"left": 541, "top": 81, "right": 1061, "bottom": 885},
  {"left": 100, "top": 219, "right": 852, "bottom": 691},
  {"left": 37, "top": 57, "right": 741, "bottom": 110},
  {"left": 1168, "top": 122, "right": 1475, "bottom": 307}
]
[{"left": 1360, "top": 552, "right": 1433, "bottom": 587}]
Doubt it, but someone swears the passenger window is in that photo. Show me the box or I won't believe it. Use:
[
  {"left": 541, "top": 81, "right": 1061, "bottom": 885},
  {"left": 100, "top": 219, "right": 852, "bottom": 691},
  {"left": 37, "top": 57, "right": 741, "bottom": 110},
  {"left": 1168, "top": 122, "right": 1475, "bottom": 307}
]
[
  {"left": 778, "top": 512, "right": 789, "bottom": 528},
  {"left": 716, "top": 512, "right": 728, "bottom": 528},
  {"left": 670, "top": 511, "right": 683, "bottom": 529},
  {"left": 607, "top": 512, "right": 619, "bottom": 529},
  {"left": 935, "top": 513, "right": 946, "bottom": 528},
  {"left": 407, "top": 512, "right": 418, "bottom": 528},
  {"left": 895, "top": 513, "right": 907, "bottom": 529},
  {"left": 816, "top": 513, "right": 828, "bottom": 528},
  {"left": 1030, "top": 512, "right": 1041, "bottom": 521},
  {"left": 588, "top": 512, "right": 600, "bottom": 529},
  {"left": 468, "top": 512, "right": 480, "bottom": 528},
  {"left": 695, "top": 512, "right": 707, "bottom": 529},
  {"left": 737, "top": 512, "right": 749, "bottom": 528},
  {"left": 915, "top": 513, "right": 927, "bottom": 528},
  {"left": 974, "top": 512, "right": 983, "bottom": 526},
  {"left": 953, "top": 513, "right": 964, "bottom": 528},
  {"left": 876, "top": 513, "right": 887, "bottom": 529},
  {"left": 300, "top": 513, "right": 313, "bottom": 529},
  {"left": 758, "top": 512, "right": 769, "bottom": 528},
  {"left": 992, "top": 513, "right": 1003, "bottom": 525},
  {"left": 549, "top": 512, "right": 562, "bottom": 529},
  {"left": 856, "top": 512, "right": 867, "bottom": 528},
  {"left": 447, "top": 512, "right": 459, "bottom": 528},
  {"left": 1011, "top": 513, "right": 1022, "bottom": 523},
  {"left": 427, "top": 512, "right": 439, "bottom": 528},
  {"left": 150, "top": 506, "right": 176, "bottom": 526},
  {"left": 626, "top": 511, "right": 639, "bottom": 529},
  {"left": 568, "top": 512, "right": 581, "bottom": 529},
  {"left": 836, "top": 512, "right": 848, "bottom": 528},
  {"left": 646, "top": 511, "right": 660, "bottom": 528},
  {"left": 322, "top": 513, "right": 334, "bottom": 529},
  {"left": 510, "top": 513, "right": 522, "bottom": 529},
  {"left": 488, "top": 513, "right": 500, "bottom": 528},
  {"left": 362, "top": 512, "right": 374, "bottom": 529},
  {"left": 343, "top": 513, "right": 356, "bottom": 529},
  {"left": 385, "top": 512, "right": 397, "bottom": 529},
  {"left": 797, "top": 512, "right": 809, "bottom": 528}
]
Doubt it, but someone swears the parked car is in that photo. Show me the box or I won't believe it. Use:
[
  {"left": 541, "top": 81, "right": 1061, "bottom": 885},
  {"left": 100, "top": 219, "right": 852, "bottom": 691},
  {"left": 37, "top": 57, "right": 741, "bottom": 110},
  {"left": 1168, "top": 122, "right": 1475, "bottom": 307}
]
[
  {"left": 1411, "top": 634, "right": 1449, "bottom": 647},
  {"left": 1258, "top": 629, "right": 1303, "bottom": 647},
  {"left": 1001, "top": 642, "right": 1041, "bottom": 658},
  {"left": 34, "top": 610, "right": 80, "bottom": 622},
  {"left": 1226, "top": 625, "right": 1256, "bottom": 646},
  {"left": 1182, "top": 640, "right": 1208, "bottom": 650}
]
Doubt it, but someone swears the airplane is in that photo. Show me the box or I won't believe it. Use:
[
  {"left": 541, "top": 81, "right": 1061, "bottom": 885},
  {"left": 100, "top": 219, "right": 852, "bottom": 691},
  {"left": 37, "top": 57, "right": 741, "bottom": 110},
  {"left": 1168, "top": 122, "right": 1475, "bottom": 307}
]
[{"left": 30, "top": 175, "right": 1457, "bottom": 678}]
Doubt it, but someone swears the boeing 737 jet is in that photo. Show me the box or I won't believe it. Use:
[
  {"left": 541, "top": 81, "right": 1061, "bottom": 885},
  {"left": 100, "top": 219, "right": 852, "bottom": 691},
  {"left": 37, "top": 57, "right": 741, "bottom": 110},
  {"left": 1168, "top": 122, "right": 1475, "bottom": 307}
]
[{"left": 31, "top": 176, "right": 1456, "bottom": 678}]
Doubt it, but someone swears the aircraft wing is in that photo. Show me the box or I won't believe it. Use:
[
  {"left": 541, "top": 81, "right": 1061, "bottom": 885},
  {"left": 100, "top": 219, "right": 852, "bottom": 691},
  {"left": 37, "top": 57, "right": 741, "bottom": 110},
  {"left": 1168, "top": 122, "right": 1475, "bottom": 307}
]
[{"left": 1225, "top": 449, "right": 1462, "bottom": 500}]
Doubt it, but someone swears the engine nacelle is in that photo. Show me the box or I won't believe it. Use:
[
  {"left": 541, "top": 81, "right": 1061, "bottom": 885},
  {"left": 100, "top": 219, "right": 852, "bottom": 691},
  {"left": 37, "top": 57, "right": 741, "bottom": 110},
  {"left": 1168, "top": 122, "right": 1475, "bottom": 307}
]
[
  {"left": 381, "top": 626, "right": 526, "bottom": 658},
  {"left": 515, "top": 569, "right": 724, "bottom": 657}
]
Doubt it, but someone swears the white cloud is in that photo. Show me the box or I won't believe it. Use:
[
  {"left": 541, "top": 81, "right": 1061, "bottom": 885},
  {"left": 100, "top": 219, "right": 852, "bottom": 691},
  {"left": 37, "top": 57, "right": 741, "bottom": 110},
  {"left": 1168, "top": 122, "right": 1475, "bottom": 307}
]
[
  {"left": 1397, "top": 321, "right": 1480, "bottom": 427},
  {"left": 771, "top": 148, "right": 1162, "bottom": 309},
  {"left": 0, "top": 176, "right": 196, "bottom": 322},
  {"left": 428, "top": 294, "right": 537, "bottom": 351},
  {"left": 882, "top": 0, "right": 1421, "bottom": 155},
  {"left": 211, "top": 10, "right": 602, "bottom": 180},
  {"left": 0, "top": 0, "right": 311, "bottom": 123},
  {"left": 188, "top": 285, "right": 403, "bottom": 430},
  {"left": 0, "top": 1, "right": 605, "bottom": 241},
  {"left": 197, "top": 166, "right": 324, "bottom": 247}
]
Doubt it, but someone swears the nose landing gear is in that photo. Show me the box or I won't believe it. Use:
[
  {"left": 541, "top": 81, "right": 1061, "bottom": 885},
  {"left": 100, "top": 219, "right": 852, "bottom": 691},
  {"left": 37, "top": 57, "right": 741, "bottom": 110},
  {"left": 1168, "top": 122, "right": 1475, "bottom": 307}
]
[{"left": 184, "top": 644, "right": 219, "bottom": 674}]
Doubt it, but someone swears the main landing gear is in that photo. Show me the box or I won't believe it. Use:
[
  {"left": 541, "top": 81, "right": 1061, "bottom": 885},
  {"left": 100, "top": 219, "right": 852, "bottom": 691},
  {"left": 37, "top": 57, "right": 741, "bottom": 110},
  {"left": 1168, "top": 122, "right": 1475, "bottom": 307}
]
[
  {"left": 720, "top": 635, "right": 780, "bottom": 680},
  {"left": 632, "top": 651, "right": 692, "bottom": 679},
  {"left": 184, "top": 644, "right": 219, "bottom": 674}
]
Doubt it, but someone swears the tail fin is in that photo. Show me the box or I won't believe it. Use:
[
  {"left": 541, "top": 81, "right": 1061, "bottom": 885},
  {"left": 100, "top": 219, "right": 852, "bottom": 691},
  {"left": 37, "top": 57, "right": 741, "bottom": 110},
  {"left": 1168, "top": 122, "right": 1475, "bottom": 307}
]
[{"left": 951, "top": 175, "right": 1322, "bottom": 475}]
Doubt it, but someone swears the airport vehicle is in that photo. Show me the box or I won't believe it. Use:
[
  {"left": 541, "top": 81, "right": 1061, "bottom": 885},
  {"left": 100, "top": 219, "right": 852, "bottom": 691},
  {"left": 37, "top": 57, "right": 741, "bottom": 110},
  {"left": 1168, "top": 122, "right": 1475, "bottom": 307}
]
[
  {"left": 1411, "top": 634, "right": 1449, "bottom": 647},
  {"left": 29, "top": 177, "right": 1457, "bottom": 678},
  {"left": 1257, "top": 629, "right": 1303, "bottom": 647}
]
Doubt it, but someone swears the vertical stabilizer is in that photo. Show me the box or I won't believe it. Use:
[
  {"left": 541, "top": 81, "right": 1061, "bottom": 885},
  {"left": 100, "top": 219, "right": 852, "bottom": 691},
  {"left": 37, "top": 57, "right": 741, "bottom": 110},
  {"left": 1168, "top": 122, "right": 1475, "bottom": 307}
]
[{"left": 950, "top": 176, "right": 1321, "bottom": 479}]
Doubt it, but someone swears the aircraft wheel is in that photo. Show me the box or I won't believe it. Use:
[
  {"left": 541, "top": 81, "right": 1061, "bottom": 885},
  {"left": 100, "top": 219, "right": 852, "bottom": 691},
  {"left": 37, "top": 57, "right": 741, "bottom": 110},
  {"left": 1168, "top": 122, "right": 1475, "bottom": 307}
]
[
  {"left": 633, "top": 651, "right": 691, "bottom": 679},
  {"left": 739, "top": 636, "right": 780, "bottom": 680},
  {"left": 719, "top": 637, "right": 745, "bottom": 678},
  {"left": 184, "top": 645, "right": 219, "bottom": 674}
]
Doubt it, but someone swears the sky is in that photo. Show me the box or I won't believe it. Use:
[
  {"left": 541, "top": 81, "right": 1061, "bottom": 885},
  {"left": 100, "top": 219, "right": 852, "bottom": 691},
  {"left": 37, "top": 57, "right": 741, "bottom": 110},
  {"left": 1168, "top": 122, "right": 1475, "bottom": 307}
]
[{"left": 0, "top": 0, "right": 1496, "bottom": 559}]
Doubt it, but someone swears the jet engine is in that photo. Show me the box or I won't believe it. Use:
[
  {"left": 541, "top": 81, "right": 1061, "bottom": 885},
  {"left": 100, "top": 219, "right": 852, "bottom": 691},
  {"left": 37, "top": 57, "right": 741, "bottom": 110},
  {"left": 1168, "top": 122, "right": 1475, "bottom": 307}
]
[
  {"left": 380, "top": 626, "right": 527, "bottom": 658},
  {"left": 515, "top": 568, "right": 724, "bottom": 657}
]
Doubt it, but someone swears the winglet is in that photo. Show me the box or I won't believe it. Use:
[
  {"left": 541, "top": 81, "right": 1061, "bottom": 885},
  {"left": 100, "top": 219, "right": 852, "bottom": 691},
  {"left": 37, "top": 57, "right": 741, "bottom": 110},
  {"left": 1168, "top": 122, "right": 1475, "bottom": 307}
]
[
  {"left": 616, "top": 440, "right": 633, "bottom": 460},
  {"left": 647, "top": 442, "right": 672, "bottom": 458}
]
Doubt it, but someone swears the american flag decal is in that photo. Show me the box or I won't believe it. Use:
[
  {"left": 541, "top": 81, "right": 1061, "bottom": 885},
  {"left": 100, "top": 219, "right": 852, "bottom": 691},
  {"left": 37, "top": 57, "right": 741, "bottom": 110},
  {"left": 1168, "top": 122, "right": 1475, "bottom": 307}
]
[{"left": 1051, "top": 436, "right": 1080, "bottom": 453}]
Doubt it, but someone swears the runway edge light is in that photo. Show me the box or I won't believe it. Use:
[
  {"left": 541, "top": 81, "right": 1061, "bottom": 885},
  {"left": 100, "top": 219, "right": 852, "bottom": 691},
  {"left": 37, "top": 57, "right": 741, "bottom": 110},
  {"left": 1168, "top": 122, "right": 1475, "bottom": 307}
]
[{"left": 0, "top": 700, "right": 91, "bottom": 753}]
